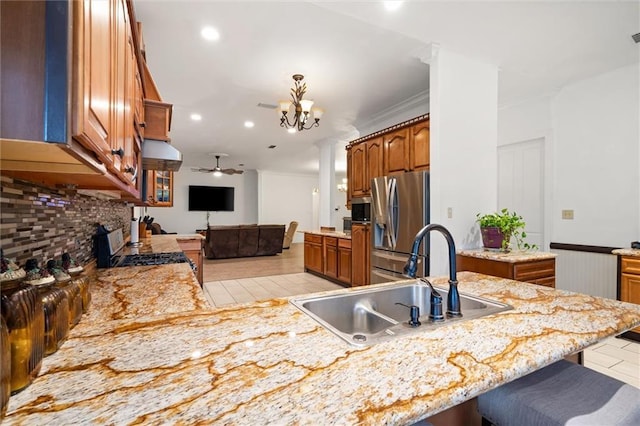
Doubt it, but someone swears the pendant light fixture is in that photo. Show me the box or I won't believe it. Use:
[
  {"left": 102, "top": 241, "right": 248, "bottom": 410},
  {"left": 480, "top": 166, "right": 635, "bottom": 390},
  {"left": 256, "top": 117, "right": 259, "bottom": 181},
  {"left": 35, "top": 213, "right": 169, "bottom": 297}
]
[{"left": 279, "top": 74, "right": 323, "bottom": 132}]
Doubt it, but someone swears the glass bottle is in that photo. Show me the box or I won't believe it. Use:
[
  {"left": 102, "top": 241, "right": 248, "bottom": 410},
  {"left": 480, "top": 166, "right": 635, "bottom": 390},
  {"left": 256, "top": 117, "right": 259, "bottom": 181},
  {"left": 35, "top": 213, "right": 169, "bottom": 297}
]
[
  {"left": 46, "top": 260, "right": 82, "bottom": 328},
  {"left": 62, "top": 253, "right": 90, "bottom": 313},
  {"left": 0, "top": 280, "right": 45, "bottom": 394},
  {"left": 74, "top": 276, "right": 91, "bottom": 313},
  {"left": 1, "top": 315, "right": 11, "bottom": 420},
  {"left": 33, "top": 280, "right": 70, "bottom": 356}
]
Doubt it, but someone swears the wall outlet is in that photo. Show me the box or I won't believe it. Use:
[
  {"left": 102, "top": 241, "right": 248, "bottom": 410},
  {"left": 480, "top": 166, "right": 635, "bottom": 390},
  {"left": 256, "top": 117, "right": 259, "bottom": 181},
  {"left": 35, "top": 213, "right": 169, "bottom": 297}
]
[
  {"left": 447, "top": 207, "right": 453, "bottom": 218},
  {"left": 562, "top": 209, "right": 574, "bottom": 220}
]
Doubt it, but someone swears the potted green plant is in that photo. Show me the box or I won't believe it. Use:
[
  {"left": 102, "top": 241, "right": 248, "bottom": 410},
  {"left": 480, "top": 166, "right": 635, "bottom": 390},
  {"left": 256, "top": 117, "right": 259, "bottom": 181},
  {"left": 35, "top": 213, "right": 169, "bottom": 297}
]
[{"left": 476, "top": 208, "right": 537, "bottom": 252}]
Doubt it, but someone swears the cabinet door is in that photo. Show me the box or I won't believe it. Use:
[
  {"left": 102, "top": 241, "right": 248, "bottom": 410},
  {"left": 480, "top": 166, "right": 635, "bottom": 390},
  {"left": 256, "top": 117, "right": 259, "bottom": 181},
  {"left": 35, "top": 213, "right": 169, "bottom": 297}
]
[
  {"left": 410, "top": 120, "right": 430, "bottom": 171},
  {"left": 367, "top": 137, "right": 384, "bottom": 183},
  {"left": 345, "top": 147, "right": 352, "bottom": 209},
  {"left": 351, "top": 142, "right": 367, "bottom": 197},
  {"left": 72, "top": 0, "right": 115, "bottom": 166},
  {"left": 324, "top": 242, "right": 338, "bottom": 278},
  {"left": 304, "top": 241, "right": 323, "bottom": 274},
  {"left": 621, "top": 273, "right": 640, "bottom": 333},
  {"left": 384, "top": 128, "right": 410, "bottom": 175},
  {"left": 351, "top": 223, "right": 370, "bottom": 287},
  {"left": 338, "top": 244, "right": 352, "bottom": 284},
  {"left": 145, "top": 170, "right": 173, "bottom": 207}
]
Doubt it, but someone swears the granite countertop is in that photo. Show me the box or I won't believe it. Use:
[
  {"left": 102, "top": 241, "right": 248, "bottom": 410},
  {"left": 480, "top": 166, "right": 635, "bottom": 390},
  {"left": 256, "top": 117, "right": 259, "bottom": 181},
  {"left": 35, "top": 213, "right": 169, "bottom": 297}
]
[
  {"left": 303, "top": 230, "right": 352, "bottom": 239},
  {"left": 457, "top": 248, "right": 557, "bottom": 263},
  {"left": 612, "top": 248, "right": 640, "bottom": 257},
  {"left": 5, "top": 271, "right": 640, "bottom": 425}
]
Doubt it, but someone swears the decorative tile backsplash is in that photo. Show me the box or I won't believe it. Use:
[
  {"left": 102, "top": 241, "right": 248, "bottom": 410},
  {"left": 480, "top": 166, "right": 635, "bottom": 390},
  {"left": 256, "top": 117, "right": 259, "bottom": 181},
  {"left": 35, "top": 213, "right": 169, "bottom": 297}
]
[{"left": 0, "top": 176, "right": 131, "bottom": 267}]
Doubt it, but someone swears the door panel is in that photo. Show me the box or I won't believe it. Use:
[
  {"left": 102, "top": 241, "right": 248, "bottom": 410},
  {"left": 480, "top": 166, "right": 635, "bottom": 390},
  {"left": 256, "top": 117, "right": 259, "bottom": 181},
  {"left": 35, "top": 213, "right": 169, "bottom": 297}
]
[{"left": 498, "top": 139, "right": 544, "bottom": 249}]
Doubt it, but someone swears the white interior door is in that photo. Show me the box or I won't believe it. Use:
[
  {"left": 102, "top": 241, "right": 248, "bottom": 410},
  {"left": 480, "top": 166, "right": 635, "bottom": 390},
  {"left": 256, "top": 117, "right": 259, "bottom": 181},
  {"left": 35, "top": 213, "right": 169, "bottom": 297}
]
[{"left": 498, "top": 138, "right": 544, "bottom": 249}]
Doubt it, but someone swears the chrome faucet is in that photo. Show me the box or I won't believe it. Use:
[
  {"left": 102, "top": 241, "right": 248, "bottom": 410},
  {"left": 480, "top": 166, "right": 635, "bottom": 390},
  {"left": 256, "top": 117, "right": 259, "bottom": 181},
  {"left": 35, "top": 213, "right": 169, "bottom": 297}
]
[{"left": 403, "top": 223, "right": 462, "bottom": 317}]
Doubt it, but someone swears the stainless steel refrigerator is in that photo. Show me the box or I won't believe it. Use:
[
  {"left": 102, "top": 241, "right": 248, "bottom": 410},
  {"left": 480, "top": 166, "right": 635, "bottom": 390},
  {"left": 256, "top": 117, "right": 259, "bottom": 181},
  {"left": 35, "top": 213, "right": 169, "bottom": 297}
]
[{"left": 370, "top": 171, "right": 429, "bottom": 284}]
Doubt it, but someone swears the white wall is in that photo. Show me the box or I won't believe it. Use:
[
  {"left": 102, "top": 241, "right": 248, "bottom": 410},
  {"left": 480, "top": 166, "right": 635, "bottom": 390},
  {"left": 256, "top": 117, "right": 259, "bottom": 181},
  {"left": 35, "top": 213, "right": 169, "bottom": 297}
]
[
  {"left": 498, "top": 63, "right": 640, "bottom": 248},
  {"left": 144, "top": 169, "right": 258, "bottom": 234},
  {"left": 257, "top": 171, "right": 318, "bottom": 244},
  {"left": 551, "top": 64, "right": 639, "bottom": 246}
]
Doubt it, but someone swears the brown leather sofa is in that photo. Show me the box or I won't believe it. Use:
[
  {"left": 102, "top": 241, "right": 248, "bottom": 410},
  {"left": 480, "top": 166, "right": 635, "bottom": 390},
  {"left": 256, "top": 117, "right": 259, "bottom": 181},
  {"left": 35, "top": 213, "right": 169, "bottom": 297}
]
[{"left": 204, "top": 224, "right": 285, "bottom": 259}]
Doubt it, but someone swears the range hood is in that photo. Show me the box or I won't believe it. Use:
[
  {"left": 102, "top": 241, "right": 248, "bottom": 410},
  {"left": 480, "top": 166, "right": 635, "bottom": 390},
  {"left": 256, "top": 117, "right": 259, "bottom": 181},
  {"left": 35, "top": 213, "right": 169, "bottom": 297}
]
[{"left": 142, "top": 139, "right": 183, "bottom": 171}]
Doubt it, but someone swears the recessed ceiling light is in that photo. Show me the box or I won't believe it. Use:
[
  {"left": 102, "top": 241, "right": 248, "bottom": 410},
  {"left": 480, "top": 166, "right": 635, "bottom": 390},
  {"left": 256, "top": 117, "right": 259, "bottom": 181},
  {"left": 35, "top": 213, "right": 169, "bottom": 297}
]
[
  {"left": 201, "top": 26, "right": 220, "bottom": 41},
  {"left": 244, "top": 121, "right": 254, "bottom": 128},
  {"left": 190, "top": 113, "right": 202, "bottom": 121},
  {"left": 383, "top": 1, "right": 403, "bottom": 12},
  {"left": 287, "top": 128, "right": 296, "bottom": 134}
]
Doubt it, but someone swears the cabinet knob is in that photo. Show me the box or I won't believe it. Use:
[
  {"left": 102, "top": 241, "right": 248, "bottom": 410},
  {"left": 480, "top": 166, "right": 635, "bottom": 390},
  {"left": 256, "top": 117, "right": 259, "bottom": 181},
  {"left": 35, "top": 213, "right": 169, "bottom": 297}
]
[
  {"left": 140, "top": 122, "right": 146, "bottom": 128},
  {"left": 111, "top": 148, "right": 125, "bottom": 158}
]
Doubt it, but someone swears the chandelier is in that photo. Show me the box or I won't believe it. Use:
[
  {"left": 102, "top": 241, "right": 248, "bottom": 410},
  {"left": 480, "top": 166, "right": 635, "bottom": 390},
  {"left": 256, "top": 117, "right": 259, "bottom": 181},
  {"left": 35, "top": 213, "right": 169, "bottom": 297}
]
[{"left": 279, "top": 74, "right": 323, "bottom": 132}]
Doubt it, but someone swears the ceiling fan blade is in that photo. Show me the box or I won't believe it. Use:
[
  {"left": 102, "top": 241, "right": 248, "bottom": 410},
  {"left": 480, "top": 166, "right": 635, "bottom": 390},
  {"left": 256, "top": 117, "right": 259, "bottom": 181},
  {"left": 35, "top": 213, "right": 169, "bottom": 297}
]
[
  {"left": 191, "top": 167, "right": 215, "bottom": 173},
  {"left": 222, "top": 168, "right": 244, "bottom": 175}
]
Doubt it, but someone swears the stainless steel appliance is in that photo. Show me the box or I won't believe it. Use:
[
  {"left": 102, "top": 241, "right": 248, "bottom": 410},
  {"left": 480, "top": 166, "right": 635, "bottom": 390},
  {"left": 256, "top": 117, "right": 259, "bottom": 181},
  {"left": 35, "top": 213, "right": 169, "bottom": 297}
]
[
  {"left": 351, "top": 196, "right": 371, "bottom": 223},
  {"left": 371, "top": 171, "right": 429, "bottom": 284}
]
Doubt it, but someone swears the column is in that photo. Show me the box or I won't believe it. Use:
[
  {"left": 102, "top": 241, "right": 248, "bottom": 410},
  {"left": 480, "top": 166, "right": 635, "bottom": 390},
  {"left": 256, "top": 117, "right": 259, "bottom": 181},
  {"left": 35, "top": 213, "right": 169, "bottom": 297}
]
[
  {"left": 417, "top": 44, "right": 499, "bottom": 275},
  {"left": 315, "top": 139, "right": 337, "bottom": 227}
]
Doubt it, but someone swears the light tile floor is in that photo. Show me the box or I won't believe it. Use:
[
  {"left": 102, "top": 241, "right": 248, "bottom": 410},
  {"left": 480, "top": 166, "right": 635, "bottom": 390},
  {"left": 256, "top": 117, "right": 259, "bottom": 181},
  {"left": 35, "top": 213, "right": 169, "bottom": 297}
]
[
  {"left": 583, "top": 335, "right": 640, "bottom": 388},
  {"left": 204, "top": 272, "right": 639, "bottom": 388}
]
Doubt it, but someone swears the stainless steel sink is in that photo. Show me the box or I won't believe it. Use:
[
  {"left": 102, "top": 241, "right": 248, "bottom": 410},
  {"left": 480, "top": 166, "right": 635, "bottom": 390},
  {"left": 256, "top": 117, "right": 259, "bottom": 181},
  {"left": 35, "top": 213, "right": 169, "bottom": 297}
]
[{"left": 290, "top": 281, "right": 512, "bottom": 346}]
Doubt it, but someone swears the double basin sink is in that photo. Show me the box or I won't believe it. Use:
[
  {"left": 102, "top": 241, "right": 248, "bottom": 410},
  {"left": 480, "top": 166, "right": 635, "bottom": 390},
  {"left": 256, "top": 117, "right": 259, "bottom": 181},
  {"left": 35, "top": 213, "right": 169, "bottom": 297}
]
[{"left": 290, "top": 281, "right": 512, "bottom": 346}]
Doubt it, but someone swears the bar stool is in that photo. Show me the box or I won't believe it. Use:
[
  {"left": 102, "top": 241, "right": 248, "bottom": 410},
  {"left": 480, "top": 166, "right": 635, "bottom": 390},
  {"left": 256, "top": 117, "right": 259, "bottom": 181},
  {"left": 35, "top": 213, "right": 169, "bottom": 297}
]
[{"left": 477, "top": 359, "right": 640, "bottom": 425}]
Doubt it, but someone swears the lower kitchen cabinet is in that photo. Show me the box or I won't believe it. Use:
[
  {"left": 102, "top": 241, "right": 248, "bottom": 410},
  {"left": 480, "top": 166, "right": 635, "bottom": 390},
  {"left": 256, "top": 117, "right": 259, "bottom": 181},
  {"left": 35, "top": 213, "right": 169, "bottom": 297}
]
[
  {"left": 337, "top": 238, "right": 352, "bottom": 284},
  {"left": 456, "top": 252, "right": 556, "bottom": 288},
  {"left": 351, "top": 223, "right": 370, "bottom": 287},
  {"left": 304, "top": 233, "right": 324, "bottom": 274},
  {"left": 177, "top": 238, "right": 204, "bottom": 285},
  {"left": 619, "top": 255, "right": 640, "bottom": 337},
  {"left": 304, "top": 232, "right": 351, "bottom": 285}
]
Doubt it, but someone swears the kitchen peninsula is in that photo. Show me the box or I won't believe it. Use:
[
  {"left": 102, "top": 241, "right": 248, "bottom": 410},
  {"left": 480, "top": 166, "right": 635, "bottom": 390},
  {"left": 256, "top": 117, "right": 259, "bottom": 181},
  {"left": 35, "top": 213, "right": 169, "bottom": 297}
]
[{"left": 4, "top": 235, "right": 640, "bottom": 426}]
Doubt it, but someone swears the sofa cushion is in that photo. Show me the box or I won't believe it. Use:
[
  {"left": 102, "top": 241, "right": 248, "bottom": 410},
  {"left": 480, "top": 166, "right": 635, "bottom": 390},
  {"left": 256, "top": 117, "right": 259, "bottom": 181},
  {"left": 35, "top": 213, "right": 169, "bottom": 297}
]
[
  {"left": 256, "top": 225, "right": 285, "bottom": 256},
  {"left": 238, "top": 226, "right": 259, "bottom": 257},
  {"left": 207, "top": 227, "right": 239, "bottom": 259}
]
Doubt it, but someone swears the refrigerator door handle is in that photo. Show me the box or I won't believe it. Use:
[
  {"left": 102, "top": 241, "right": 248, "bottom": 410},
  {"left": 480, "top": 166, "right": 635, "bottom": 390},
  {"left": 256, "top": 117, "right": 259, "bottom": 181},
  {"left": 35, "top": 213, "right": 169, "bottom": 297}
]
[{"left": 387, "top": 177, "right": 397, "bottom": 250}]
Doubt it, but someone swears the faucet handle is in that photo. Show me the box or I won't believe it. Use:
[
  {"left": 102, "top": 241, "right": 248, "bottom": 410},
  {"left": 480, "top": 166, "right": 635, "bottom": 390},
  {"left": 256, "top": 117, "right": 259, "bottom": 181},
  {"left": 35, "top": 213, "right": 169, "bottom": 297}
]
[{"left": 420, "top": 278, "right": 445, "bottom": 322}]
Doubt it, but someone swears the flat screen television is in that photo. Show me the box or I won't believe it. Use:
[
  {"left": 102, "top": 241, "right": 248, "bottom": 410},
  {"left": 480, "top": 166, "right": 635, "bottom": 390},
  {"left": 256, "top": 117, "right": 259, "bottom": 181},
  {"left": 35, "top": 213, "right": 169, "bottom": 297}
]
[{"left": 188, "top": 185, "right": 234, "bottom": 211}]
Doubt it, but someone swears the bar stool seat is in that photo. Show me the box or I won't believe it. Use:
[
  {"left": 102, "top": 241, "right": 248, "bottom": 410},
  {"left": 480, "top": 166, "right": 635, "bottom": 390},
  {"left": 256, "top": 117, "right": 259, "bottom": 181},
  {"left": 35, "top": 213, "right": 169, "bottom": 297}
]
[{"left": 477, "top": 360, "right": 640, "bottom": 426}]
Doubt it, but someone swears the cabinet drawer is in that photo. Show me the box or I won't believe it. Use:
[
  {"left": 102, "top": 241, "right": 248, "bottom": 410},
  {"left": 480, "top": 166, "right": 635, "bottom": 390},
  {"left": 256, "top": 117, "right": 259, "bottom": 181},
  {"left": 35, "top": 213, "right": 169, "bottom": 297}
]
[
  {"left": 338, "top": 238, "right": 352, "bottom": 249},
  {"left": 621, "top": 256, "right": 640, "bottom": 275},
  {"left": 304, "top": 233, "right": 323, "bottom": 244},
  {"left": 513, "top": 259, "right": 555, "bottom": 281},
  {"left": 324, "top": 236, "right": 338, "bottom": 247},
  {"left": 532, "top": 276, "right": 556, "bottom": 288}
]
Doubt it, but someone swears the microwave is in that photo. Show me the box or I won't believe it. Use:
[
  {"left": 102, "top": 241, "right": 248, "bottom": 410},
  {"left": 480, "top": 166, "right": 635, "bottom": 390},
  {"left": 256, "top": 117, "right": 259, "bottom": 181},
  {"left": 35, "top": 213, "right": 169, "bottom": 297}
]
[{"left": 351, "top": 197, "right": 371, "bottom": 223}]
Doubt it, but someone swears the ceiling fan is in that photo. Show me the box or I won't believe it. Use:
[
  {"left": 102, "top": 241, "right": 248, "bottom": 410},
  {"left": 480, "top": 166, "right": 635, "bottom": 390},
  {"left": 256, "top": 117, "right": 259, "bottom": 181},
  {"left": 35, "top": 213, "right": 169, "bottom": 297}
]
[{"left": 191, "top": 154, "right": 244, "bottom": 175}]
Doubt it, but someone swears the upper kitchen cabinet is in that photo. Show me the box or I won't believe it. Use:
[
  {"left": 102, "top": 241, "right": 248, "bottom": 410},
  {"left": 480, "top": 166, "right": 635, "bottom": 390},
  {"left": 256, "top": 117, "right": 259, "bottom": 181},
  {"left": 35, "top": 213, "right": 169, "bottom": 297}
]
[
  {"left": 0, "top": 0, "right": 161, "bottom": 201},
  {"left": 409, "top": 119, "right": 430, "bottom": 171},
  {"left": 143, "top": 100, "right": 172, "bottom": 141},
  {"left": 383, "top": 128, "right": 411, "bottom": 176},
  {"left": 345, "top": 114, "right": 429, "bottom": 199}
]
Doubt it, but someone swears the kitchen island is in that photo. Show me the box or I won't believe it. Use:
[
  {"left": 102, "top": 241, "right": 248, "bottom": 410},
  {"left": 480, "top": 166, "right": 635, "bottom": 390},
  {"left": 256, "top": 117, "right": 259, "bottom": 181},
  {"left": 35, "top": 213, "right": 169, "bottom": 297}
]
[{"left": 4, "top": 262, "right": 640, "bottom": 424}]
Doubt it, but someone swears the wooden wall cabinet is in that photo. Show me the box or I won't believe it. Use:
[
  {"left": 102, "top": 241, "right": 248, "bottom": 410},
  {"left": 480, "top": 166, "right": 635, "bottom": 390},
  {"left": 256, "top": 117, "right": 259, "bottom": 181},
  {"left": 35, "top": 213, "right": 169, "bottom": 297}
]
[
  {"left": 619, "top": 256, "right": 640, "bottom": 335},
  {"left": 351, "top": 224, "right": 370, "bottom": 287},
  {"left": 177, "top": 238, "right": 204, "bottom": 285},
  {"left": 144, "top": 170, "right": 173, "bottom": 207},
  {"left": 383, "top": 128, "right": 411, "bottom": 176},
  {"left": 345, "top": 115, "right": 429, "bottom": 201},
  {"left": 143, "top": 100, "right": 172, "bottom": 141},
  {"left": 0, "top": 0, "right": 150, "bottom": 200},
  {"left": 456, "top": 254, "right": 556, "bottom": 288}
]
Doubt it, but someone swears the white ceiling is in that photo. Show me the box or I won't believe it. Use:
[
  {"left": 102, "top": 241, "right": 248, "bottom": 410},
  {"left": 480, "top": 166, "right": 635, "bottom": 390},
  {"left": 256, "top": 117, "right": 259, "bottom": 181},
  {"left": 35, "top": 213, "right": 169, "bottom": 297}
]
[{"left": 135, "top": 1, "right": 639, "bottom": 175}]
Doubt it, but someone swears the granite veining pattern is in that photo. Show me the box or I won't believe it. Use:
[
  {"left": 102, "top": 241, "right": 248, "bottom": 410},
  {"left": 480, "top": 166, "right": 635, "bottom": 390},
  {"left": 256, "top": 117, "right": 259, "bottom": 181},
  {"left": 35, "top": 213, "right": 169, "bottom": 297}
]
[
  {"left": 73, "top": 263, "right": 210, "bottom": 333},
  {"left": 612, "top": 248, "right": 640, "bottom": 257},
  {"left": 457, "top": 249, "right": 557, "bottom": 263},
  {"left": 5, "top": 272, "right": 640, "bottom": 425}
]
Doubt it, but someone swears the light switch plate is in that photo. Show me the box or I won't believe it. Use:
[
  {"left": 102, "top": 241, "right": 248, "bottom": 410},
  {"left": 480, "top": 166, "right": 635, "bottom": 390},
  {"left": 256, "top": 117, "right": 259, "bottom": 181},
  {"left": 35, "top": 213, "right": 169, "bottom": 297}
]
[{"left": 562, "top": 209, "right": 574, "bottom": 220}]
